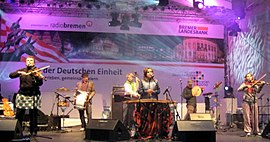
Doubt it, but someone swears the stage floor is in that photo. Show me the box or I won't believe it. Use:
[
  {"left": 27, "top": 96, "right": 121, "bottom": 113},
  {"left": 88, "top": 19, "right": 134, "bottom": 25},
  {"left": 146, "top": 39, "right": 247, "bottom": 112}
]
[{"left": 11, "top": 125, "right": 269, "bottom": 142}]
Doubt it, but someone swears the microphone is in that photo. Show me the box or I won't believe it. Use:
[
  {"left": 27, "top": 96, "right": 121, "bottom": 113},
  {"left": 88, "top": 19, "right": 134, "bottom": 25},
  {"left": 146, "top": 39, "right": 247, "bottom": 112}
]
[{"left": 163, "top": 86, "right": 170, "bottom": 95}]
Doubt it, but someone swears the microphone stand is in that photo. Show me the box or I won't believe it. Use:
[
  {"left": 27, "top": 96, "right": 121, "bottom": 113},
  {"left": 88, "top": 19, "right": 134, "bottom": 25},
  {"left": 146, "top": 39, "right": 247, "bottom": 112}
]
[
  {"left": 166, "top": 88, "right": 181, "bottom": 121},
  {"left": 180, "top": 80, "right": 183, "bottom": 120},
  {"left": 258, "top": 94, "right": 264, "bottom": 130}
]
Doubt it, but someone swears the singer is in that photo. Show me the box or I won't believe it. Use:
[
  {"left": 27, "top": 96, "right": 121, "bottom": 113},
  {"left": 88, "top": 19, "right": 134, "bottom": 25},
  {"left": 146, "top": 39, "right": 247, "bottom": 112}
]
[
  {"left": 9, "top": 56, "right": 43, "bottom": 137},
  {"left": 183, "top": 79, "right": 197, "bottom": 120},
  {"left": 138, "top": 67, "right": 160, "bottom": 99}
]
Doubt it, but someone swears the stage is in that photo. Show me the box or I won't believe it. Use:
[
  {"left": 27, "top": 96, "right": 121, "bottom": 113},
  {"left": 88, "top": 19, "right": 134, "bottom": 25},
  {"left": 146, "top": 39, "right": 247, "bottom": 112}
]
[{"left": 8, "top": 122, "right": 270, "bottom": 142}]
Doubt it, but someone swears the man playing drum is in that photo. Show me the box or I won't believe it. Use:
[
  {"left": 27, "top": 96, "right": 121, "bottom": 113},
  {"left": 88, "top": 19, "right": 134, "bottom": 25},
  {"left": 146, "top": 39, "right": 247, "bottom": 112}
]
[
  {"left": 183, "top": 79, "right": 201, "bottom": 120},
  {"left": 74, "top": 73, "right": 95, "bottom": 131}
]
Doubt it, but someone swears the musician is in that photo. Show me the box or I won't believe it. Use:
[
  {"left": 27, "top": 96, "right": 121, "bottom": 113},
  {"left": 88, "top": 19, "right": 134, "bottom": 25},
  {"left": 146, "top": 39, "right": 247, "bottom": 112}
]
[
  {"left": 123, "top": 73, "right": 140, "bottom": 132},
  {"left": 9, "top": 56, "right": 44, "bottom": 136},
  {"left": 74, "top": 73, "right": 95, "bottom": 131},
  {"left": 183, "top": 79, "right": 197, "bottom": 120},
  {"left": 138, "top": 67, "right": 160, "bottom": 99},
  {"left": 237, "top": 73, "right": 265, "bottom": 136}
]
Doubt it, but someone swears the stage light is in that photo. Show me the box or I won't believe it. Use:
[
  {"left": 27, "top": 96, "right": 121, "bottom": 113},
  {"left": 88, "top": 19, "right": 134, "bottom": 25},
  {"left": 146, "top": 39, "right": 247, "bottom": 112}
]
[
  {"left": 86, "top": 4, "right": 92, "bottom": 9},
  {"left": 120, "top": 14, "right": 130, "bottom": 30},
  {"left": 95, "top": 5, "right": 100, "bottom": 9},
  {"left": 229, "top": 31, "right": 238, "bottom": 36},
  {"left": 232, "top": 0, "right": 246, "bottom": 19},
  {"left": 224, "top": 86, "right": 234, "bottom": 98},
  {"left": 227, "top": 22, "right": 241, "bottom": 37},
  {"left": 77, "top": 3, "right": 82, "bottom": 8},
  {"left": 19, "top": 0, "right": 25, "bottom": 4},
  {"left": 129, "top": 13, "right": 142, "bottom": 28},
  {"left": 29, "top": 0, "right": 34, "bottom": 4},
  {"left": 143, "top": 6, "right": 148, "bottom": 11},
  {"left": 158, "top": 0, "right": 169, "bottom": 6},
  {"left": 193, "top": 0, "right": 204, "bottom": 9},
  {"left": 108, "top": 12, "right": 121, "bottom": 27}
]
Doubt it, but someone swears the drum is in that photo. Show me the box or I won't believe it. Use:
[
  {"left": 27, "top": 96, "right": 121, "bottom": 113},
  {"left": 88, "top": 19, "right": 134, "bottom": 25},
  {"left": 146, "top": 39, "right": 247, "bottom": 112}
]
[
  {"left": 74, "top": 90, "right": 88, "bottom": 109},
  {"left": 192, "top": 86, "right": 202, "bottom": 96},
  {"left": 58, "top": 100, "right": 69, "bottom": 107}
]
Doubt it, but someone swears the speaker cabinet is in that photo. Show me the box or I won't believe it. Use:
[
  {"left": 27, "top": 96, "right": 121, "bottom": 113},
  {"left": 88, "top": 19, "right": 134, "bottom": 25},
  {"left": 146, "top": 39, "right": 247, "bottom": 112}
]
[
  {"left": 262, "top": 123, "right": 270, "bottom": 139},
  {"left": 0, "top": 119, "right": 22, "bottom": 142},
  {"left": 172, "top": 120, "right": 216, "bottom": 142},
  {"left": 85, "top": 119, "right": 130, "bottom": 141},
  {"left": 190, "top": 113, "right": 212, "bottom": 120},
  {"left": 111, "top": 102, "right": 123, "bottom": 121}
]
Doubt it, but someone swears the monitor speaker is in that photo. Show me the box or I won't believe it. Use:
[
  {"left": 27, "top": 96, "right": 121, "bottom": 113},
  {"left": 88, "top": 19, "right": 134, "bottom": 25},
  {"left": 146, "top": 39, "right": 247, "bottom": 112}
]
[
  {"left": 172, "top": 120, "right": 216, "bottom": 142},
  {"left": 0, "top": 119, "right": 22, "bottom": 142},
  {"left": 85, "top": 119, "right": 130, "bottom": 141},
  {"left": 262, "top": 122, "right": 270, "bottom": 139},
  {"left": 190, "top": 113, "right": 212, "bottom": 120}
]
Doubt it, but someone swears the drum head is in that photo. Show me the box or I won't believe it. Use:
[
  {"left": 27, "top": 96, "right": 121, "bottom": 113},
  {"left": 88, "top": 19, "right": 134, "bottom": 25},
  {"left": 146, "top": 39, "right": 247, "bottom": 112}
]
[
  {"left": 58, "top": 100, "right": 69, "bottom": 107},
  {"left": 192, "top": 86, "right": 202, "bottom": 96}
]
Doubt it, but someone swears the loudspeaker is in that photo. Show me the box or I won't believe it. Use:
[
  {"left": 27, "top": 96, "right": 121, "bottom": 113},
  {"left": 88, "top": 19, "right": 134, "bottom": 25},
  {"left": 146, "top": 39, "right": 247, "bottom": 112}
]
[
  {"left": 85, "top": 119, "right": 130, "bottom": 141},
  {"left": 111, "top": 101, "right": 123, "bottom": 121},
  {"left": 172, "top": 120, "right": 216, "bottom": 142},
  {"left": 190, "top": 113, "right": 212, "bottom": 120},
  {"left": 0, "top": 119, "right": 22, "bottom": 142},
  {"left": 262, "top": 123, "right": 270, "bottom": 139}
]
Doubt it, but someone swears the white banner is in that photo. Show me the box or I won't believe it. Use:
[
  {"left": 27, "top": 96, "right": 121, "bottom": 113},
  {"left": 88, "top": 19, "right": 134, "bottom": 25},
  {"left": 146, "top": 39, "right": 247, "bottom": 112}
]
[
  {"left": 0, "top": 60, "right": 224, "bottom": 118},
  {"left": 2, "top": 13, "right": 224, "bottom": 39}
]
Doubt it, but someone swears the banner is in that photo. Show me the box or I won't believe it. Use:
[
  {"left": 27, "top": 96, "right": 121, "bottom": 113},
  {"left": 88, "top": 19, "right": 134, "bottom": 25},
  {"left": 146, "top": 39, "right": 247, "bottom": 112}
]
[
  {"left": 0, "top": 61, "right": 224, "bottom": 118},
  {"left": 1, "top": 13, "right": 224, "bottom": 39}
]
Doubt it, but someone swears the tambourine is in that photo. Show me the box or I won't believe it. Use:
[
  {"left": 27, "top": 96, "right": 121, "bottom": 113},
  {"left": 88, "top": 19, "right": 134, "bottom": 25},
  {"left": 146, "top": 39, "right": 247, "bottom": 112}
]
[{"left": 192, "top": 86, "right": 202, "bottom": 97}]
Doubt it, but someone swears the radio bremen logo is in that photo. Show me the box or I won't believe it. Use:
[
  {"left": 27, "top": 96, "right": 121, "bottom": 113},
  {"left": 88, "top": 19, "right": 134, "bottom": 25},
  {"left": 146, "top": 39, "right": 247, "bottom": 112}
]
[{"left": 50, "top": 21, "right": 92, "bottom": 29}]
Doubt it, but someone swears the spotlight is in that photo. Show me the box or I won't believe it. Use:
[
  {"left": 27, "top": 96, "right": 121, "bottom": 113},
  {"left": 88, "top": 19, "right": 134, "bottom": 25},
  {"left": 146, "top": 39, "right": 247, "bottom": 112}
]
[
  {"left": 120, "top": 14, "right": 130, "bottom": 30},
  {"left": 78, "top": 3, "right": 82, "bottom": 8},
  {"left": 158, "top": 0, "right": 169, "bottom": 6},
  {"left": 19, "top": 0, "right": 25, "bottom": 4},
  {"left": 29, "top": 0, "right": 34, "bottom": 4},
  {"left": 95, "top": 5, "right": 100, "bottom": 9},
  {"left": 143, "top": 6, "right": 148, "bottom": 11},
  {"left": 232, "top": 0, "right": 246, "bottom": 19},
  {"left": 86, "top": 4, "right": 92, "bottom": 9},
  {"left": 129, "top": 13, "right": 142, "bottom": 28},
  {"left": 193, "top": 0, "right": 204, "bottom": 9},
  {"left": 224, "top": 86, "right": 234, "bottom": 98},
  {"left": 108, "top": 13, "right": 121, "bottom": 27},
  {"left": 227, "top": 22, "right": 241, "bottom": 37},
  {"left": 229, "top": 31, "right": 238, "bottom": 36}
]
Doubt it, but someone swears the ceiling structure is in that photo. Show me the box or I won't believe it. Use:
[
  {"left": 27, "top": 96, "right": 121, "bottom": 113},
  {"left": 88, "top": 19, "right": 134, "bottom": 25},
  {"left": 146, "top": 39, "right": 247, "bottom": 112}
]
[{"left": 0, "top": 0, "right": 238, "bottom": 25}]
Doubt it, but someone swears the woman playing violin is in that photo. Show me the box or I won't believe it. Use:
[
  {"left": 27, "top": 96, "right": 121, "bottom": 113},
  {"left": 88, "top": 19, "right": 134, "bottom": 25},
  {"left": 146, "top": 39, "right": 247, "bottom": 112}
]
[
  {"left": 9, "top": 55, "right": 44, "bottom": 137},
  {"left": 237, "top": 73, "right": 265, "bottom": 137}
]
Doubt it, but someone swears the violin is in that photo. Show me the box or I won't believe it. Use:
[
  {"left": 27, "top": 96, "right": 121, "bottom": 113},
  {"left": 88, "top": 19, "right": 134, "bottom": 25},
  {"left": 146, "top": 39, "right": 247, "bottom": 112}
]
[
  {"left": 19, "top": 65, "right": 50, "bottom": 80},
  {"left": 250, "top": 74, "right": 266, "bottom": 87}
]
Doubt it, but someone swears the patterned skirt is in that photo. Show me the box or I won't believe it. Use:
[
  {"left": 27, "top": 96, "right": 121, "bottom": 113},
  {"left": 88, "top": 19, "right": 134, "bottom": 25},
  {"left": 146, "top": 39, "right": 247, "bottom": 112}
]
[{"left": 15, "top": 93, "right": 41, "bottom": 109}]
